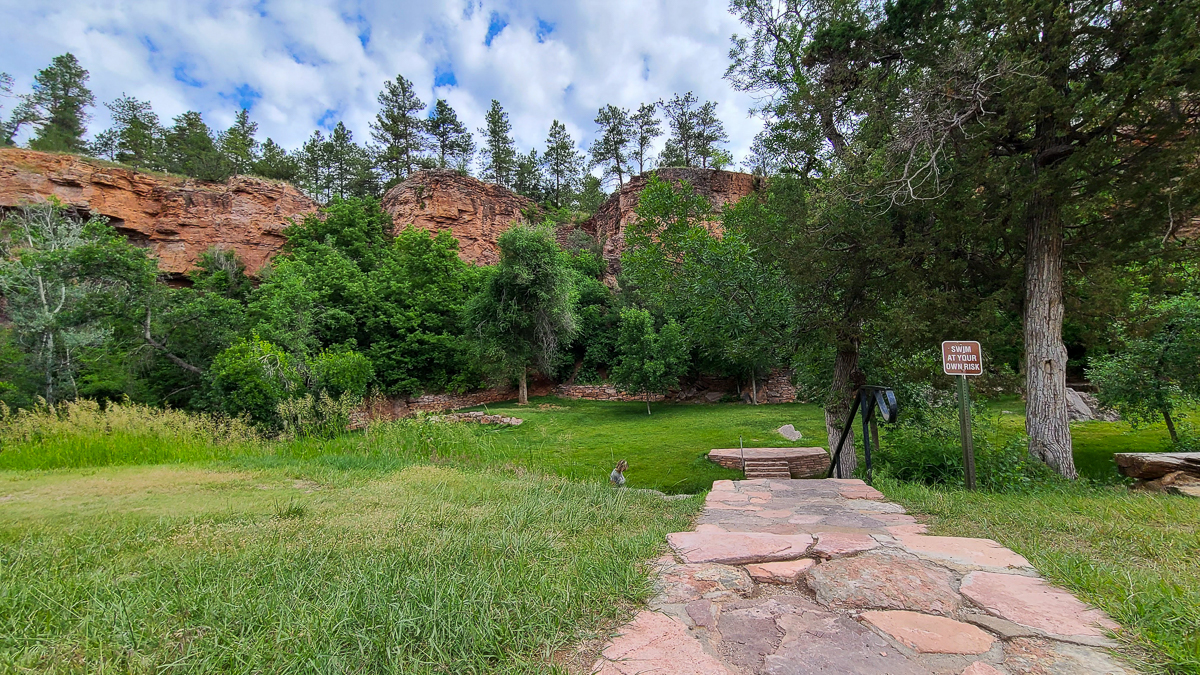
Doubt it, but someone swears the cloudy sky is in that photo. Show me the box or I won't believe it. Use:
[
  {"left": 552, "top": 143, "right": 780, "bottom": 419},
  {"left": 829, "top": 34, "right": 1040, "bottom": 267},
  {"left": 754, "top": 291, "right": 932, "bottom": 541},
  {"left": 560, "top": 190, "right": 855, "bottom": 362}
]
[{"left": 1, "top": 0, "right": 765, "bottom": 170}]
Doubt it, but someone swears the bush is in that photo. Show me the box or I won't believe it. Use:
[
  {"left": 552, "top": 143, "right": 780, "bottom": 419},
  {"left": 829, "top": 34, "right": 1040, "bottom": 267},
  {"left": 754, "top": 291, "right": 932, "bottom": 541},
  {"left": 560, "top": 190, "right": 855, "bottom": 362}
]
[
  {"left": 206, "top": 337, "right": 303, "bottom": 427},
  {"left": 875, "top": 393, "right": 1059, "bottom": 492},
  {"left": 276, "top": 391, "right": 361, "bottom": 439},
  {"left": 308, "top": 348, "right": 374, "bottom": 398}
]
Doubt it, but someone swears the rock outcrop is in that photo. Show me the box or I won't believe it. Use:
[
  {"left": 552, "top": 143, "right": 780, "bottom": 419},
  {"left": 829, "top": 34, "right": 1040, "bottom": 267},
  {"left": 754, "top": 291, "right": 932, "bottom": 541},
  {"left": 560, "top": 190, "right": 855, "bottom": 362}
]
[
  {"left": 0, "top": 148, "right": 319, "bottom": 278},
  {"left": 582, "top": 168, "right": 761, "bottom": 284},
  {"left": 381, "top": 169, "right": 538, "bottom": 265}
]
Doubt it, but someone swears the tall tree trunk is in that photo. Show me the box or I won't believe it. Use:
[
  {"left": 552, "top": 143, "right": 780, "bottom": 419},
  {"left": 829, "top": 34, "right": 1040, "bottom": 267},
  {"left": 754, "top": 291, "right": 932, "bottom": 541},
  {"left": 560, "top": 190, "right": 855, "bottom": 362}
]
[
  {"left": 1024, "top": 189, "right": 1076, "bottom": 478},
  {"left": 646, "top": 392, "right": 651, "bottom": 415},
  {"left": 518, "top": 369, "right": 528, "bottom": 405},
  {"left": 752, "top": 375, "right": 758, "bottom": 405},
  {"left": 1164, "top": 409, "right": 1179, "bottom": 444},
  {"left": 824, "top": 337, "right": 860, "bottom": 478}
]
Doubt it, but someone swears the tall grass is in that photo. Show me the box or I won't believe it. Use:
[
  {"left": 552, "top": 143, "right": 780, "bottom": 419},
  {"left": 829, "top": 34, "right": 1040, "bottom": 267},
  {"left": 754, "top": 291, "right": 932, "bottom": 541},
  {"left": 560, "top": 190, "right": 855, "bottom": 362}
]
[{"left": 0, "top": 400, "right": 261, "bottom": 470}]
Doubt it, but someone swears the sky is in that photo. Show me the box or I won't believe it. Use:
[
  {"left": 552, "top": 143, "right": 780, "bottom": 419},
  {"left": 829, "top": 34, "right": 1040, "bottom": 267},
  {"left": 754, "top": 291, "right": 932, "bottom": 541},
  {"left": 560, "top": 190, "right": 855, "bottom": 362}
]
[{"left": 0, "top": 0, "right": 765, "bottom": 171}]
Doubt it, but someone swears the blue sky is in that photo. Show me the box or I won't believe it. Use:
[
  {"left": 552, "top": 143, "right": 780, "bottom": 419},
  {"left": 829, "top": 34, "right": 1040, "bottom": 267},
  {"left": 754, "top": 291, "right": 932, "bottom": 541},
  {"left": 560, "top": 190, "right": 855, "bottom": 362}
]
[{"left": 0, "top": 0, "right": 764, "bottom": 171}]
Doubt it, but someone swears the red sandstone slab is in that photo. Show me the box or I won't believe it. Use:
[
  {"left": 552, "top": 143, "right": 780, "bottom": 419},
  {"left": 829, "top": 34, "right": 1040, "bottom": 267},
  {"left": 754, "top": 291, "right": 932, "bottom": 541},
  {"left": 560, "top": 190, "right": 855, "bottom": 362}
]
[
  {"left": 707, "top": 491, "right": 750, "bottom": 503},
  {"left": 668, "top": 531, "right": 814, "bottom": 565},
  {"left": 806, "top": 552, "right": 962, "bottom": 615},
  {"left": 757, "top": 509, "right": 795, "bottom": 519},
  {"left": 745, "top": 558, "right": 816, "bottom": 584},
  {"left": 840, "top": 486, "right": 886, "bottom": 500},
  {"left": 592, "top": 611, "right": 734, "bottom": 675},
  {"left": 861, "top": 610, "right": 995, "bottom": 654},
  {"left": 711, "top": 480, "right": 735, "bottom": 491},
  {"left": 887, "top": 524, "right": 929, "bottom": 536},
  {"left": 896, "top": 535, "right": 1032, "bottom": 570},
  {"left": 961, "top": 663, "right": 1004, "bottom": 675},
  {"left": 960, "top": 571, "right": 1119, "bottom": 638},
  {"left": 812, "top": 532, "right": 880, "bottom": 558}
]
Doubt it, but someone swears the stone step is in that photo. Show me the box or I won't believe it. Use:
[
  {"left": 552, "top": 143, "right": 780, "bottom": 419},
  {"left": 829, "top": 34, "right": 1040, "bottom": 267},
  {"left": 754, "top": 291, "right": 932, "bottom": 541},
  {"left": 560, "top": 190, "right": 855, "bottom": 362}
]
[{"left": 743, "top": 458, "right": 792, "bottom": 479}]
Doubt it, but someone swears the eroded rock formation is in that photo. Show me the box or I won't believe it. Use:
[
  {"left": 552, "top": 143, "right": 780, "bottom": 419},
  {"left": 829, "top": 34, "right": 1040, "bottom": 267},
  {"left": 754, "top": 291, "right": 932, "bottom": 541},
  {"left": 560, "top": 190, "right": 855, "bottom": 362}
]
[
  {"left": 0, "top": 148, "right": 319, "bottom": 277},
  {"left": 381, "top": 169, "right": 538, "bottom": 265},
  {"left": 582, "top": 168, "right": 761, "bottom": 284}
]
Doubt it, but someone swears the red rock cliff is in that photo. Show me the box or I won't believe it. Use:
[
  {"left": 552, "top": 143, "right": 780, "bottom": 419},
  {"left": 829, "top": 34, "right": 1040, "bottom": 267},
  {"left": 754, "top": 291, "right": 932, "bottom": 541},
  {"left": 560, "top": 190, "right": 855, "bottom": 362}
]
[
  {"left": 381, "top": 169, "right": 538, "bottom": 265},
  {"left": 582, "top": 168, "right": 761, "bottom": 284},
  {"left": 0, "top": 148, "right": 319, "bottom": 277}
]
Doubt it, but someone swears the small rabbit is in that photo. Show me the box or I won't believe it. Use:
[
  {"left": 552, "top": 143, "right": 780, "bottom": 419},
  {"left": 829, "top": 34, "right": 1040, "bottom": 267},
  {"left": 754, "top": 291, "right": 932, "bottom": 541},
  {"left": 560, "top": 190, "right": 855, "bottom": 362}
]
[{"left": 610, "top": 460, "right": 628, "bottom": 487}]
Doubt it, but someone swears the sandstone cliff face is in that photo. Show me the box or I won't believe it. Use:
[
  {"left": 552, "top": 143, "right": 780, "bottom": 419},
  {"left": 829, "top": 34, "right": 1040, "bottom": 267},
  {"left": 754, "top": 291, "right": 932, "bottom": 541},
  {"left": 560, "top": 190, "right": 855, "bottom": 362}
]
[
  {"left": 381, "top": 169, "right": 537, "bottom": 265},
  {"left": 582, "top": 168, "right": 760, "bottom": 284},
  {"left": 0, "top": 148, "right": 319, "bottom": 277}
]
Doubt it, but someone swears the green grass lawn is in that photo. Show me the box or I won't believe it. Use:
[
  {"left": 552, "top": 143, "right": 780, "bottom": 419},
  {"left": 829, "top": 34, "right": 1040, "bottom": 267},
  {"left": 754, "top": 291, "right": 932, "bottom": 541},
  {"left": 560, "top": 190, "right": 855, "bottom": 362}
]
[
  {"left": 2, "top": 396, "right": 1196, "bottom": 673},
  {"left": 0, "top": 463, "right": 700, "bottom": 673}
]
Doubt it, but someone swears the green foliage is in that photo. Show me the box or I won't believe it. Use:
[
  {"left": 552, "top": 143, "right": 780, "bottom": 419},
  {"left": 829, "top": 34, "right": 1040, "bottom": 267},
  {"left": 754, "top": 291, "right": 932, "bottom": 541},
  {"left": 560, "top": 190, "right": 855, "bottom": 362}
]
[
  {"left": 371, "top": 74, "right": 428, "bottom": 183},
  {"left": 589, "top": 104, "right": 633, "bottom": 186},
  {"left": 541, "top": 120, "right": 584, "bottom": 208},
  {"left": 611, "top": 308, "right": 689, "bottom": 414},
  {"left": 478, "top": 99, "right": 517, "bottom": 187},
  {"left": 295, "top": 123, "right": 380, "bottom": 202},
  {"left": 876, "top": 395, "right": 1059, "bottom": 492},
  {"left": 251, "top": 138, "right": 299, "bottom": 182},
  {"left": 163, "top": 110, "right": 231, "bottom": 181},
  {"left": 658, "top": 92, "right": 728, "bottom": 169},
  {"left": 20, "top": 53, "right": 94, "bottom": 153},
  {"left": 217, "top": 108, "right": 260, "bottom": 175},
  {"left": 0, "top": 204, "right": 157, "bottom": 404},
  {"left": 90, "top": 94, "right": 164, "bottom": 169},
  {"left": 630, "top": 102, "right": 662, "bottom": 174},
  {"left": 424, "top": 98, "right": 474, "bottom": 170},
  {"left": 1089, "top": 292, "right": 1200, "bottom": 443},
  {"left": 206, "top": 336, "right": 303, "bottom": 427},
  {"left": 308, "top": 348, "right": 374, "bottom": 398},
  {"left": 466, "top": 223, "right": 578, "bottom": 390},
  {"left": 512, "top": 148, "right": 545, "bottom": 202},
  {"left": 276, "top": 390, "right": 362, "bottom": 439}
]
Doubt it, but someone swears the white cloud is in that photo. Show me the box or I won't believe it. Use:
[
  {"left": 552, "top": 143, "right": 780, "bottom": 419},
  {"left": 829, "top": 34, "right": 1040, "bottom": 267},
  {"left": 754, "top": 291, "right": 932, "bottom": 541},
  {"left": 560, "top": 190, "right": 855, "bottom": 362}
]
[{"left": 0, "top": 0, "right": 763, "bottom": 168}]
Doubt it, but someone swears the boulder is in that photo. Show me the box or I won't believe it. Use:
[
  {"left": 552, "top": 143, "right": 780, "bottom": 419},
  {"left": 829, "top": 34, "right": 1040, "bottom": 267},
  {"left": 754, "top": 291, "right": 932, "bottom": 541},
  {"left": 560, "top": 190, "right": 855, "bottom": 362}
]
[
  {"left": 777, "top": 424, "right": 802, "bottom": 441},
  {"left": 1066, "top": 388, "right": 1119, "bottom": 422}
]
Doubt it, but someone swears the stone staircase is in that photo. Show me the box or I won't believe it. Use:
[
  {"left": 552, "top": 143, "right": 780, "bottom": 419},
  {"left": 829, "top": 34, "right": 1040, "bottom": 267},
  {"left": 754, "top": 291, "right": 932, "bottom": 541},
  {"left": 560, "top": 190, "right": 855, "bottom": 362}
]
[{"left": 742, "top": 458, "right": 792, "bottom": 479}]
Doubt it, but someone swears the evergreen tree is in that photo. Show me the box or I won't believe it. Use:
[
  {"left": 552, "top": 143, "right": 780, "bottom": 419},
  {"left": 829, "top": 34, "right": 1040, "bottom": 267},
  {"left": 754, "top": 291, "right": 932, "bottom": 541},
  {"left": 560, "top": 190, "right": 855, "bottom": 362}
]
[
  {"left": 0, "top": 72, "right": 14, "bottom": 145},
  {"left": 21, "top": 54, "right": 95, "bottom": 153},
  {"left": 94, "top": 95, "right": 163, "bottom": 169},
  {"left": 478, "top": 100, "right": 517, "bottom": 187},
  {"left": 218, "top": 109, "right": 260, "bottom": 175},
  {"left": 589, "top": 104, "right": 634, "bottom": 187},
  {"left": 693, "top": 101, "right": 729, "bottom": 170},
  {"left": 541, "top": 120, "right": 584, "bottom": 208},
  {"left": 296, "top": 130, "right": 328, "bottom": 201},
  {"left": 630, "top": 102, "right": 662, "bottom": 175},
  {"left": 424, "top": 99, "right": 474, "bottom": 170},
  {"left": 512, "top": 149, "right": 545, "bottom": 202},
  {"left": 325, "top": 122, "right": 372, "bottom": 200},
  {"left": 163, "top": 111, "right": 231, "bottom": 181},
  {"left": 659, "top": 92, "right": 700, "bottom": 167},
  {"left": 370, "top": 75, "right": 427, "bottom": 184},
  {"left": 252, "top": 138, "right": 300, "bottom": 182}
]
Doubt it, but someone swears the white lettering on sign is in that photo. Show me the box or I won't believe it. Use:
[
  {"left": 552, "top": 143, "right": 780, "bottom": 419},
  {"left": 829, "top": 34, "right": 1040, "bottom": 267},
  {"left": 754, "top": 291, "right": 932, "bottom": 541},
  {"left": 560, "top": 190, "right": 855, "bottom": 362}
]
[{"left": 941, "top": 341, "right": 983, "bottom": 376}]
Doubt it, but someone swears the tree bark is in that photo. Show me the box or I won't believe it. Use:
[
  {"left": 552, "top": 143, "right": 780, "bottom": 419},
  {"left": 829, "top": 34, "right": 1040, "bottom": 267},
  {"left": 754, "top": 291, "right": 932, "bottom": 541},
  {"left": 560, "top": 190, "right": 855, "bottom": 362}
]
[
  {"left": 824, "top": 338, "right": 860, "bottom": 478},
  {"left": 646, "top": 393, "right": 651, "bottom": 415},
  {"left": 752, "top": 376, "right": 758, "bottom": 405},
  {"left": 1023, "top": 189, "right": 1077, "bottom": 478},
  {"left": 518, "top": 369, "right": 528, "bottom": 405},
  {"left": 1113, "top": 452, "right": 1200, "bottom": 479},
  {"left": 1164, "top": 409, "right": 1179, "bottom": 444}
]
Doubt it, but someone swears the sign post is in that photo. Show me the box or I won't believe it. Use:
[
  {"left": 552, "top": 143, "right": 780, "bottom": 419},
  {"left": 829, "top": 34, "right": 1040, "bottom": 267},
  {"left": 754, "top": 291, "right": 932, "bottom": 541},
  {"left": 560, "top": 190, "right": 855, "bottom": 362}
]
[{"left": 942, "top": 341, "right": 983, "bottom": 490}]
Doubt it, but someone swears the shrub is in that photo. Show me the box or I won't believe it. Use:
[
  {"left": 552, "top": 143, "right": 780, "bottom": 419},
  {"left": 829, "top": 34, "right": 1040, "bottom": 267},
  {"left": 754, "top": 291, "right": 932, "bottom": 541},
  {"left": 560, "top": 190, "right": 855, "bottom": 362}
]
[
  {"left": 276, "top": 391, "right": 361, "bottom": 439},
  {"left": 875, "top": 394, "right": 1059, "bottom": 492},
  {"left": 308, "top": 348, "right": 374, "bottom": 398},
  {"left": 206, "top": 337, "right": 303, "bottom": 427}
]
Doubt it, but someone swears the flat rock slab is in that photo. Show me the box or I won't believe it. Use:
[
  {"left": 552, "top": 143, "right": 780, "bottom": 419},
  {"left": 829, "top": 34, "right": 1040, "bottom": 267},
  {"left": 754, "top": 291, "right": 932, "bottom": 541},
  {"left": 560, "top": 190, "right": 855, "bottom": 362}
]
[
  {"left": 592, "top": 610, "right": 734, "bottom": 675},
  {"left": 962, "top": 663, "right": 1005, "bottom": 675},
  {"left": 746, "top": 559, "right": 816, "bottom": 584},
  {"left": 897, "top": 534, "right": 1033, "bottom": 570},
  {"left": 668, "top": 531, "right": 814, "bottom": 565},
  {"left": 812, "top": 531, "right": 880, "bottom": 558},
  {"left": 960, "top": 571, "right": 1119, "bottom": 638},
  {"left": 860, "top": 610, "right": 996, "bottom": 654},
  {"left": 806, "top": 551, "right": 962, "bottom": 615},
  {"left": 764, "top": 609, "right": 928, "bottom": 675},
  {"left": 1003, "top": 636, "right": 1134, "bottom": 674},
  {"left": 654, "top": 562, "right": 753, "bottom": 604}
]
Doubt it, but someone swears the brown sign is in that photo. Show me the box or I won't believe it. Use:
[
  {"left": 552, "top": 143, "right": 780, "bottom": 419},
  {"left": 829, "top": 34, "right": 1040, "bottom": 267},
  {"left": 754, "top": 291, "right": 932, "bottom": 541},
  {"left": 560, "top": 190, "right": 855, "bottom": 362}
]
[{"left": 942, "top": 341, "right": 983, "bottom": 376}]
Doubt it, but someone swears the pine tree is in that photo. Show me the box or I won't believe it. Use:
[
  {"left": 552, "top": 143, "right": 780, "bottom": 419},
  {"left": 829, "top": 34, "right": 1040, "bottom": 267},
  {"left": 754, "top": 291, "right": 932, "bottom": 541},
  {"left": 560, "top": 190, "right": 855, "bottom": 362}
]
[
  {"left": 630, "top": 103, "right": 661, "bottom": 175},
  {"left": 252, "top": 139, "right": 299, "bottom": 182},
  {"left": 513, "top": 149, "right": 544, "bottom": 202},
  {"left": 589, "top": 104, "right": 633, "bottom": 187},
  {"left": 296, "top": 130, "right": 328, "bottom": 201},
  {"left": 164, "top": 111, "right": 231, "bottom": 181},
  {"left": 218, "top": 109, "right": 260, "bottom": 175},
  {"left": 478, "top": 100, "right": 517, "bottom": 187},
  {"left": 660, "top": 92, "right": 700, "bottom": 167},
  {"left": 425, "top": 99, "right": 474, "bottom": 170},
  {"left": 370, "top": 75, "right": 427, "bottom": 184},
  {"left": 94, "top": 95, "right": 164, "bottom": 169},
  {"left": 693, "top": 101, "right": 729, "bottom": 170},
  {"left": 0, "top": 72, "right": 14, "bottom": 145},
  {"left": 541, "top": 121, "right": 584, "bottom": 208},
  {"left": 325, "top": 122, "right": 370, "bottom": 200},
  {"left": 22, "top": 54, "right": 95, "bottom": 153}
]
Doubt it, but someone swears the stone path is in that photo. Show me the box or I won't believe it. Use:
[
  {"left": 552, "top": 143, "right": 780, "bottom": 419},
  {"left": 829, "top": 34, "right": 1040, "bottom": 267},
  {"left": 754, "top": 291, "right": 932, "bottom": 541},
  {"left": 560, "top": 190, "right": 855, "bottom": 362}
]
[{"left": 591, "top": 478, "right": 1130, "bottom": 675}]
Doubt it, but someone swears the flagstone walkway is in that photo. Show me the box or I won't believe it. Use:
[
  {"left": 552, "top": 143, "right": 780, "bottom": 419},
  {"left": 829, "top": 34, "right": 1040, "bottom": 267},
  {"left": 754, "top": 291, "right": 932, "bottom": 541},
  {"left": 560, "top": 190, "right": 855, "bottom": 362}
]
[{"left": 592, "top": 478, "right": 1132, "bottom": 675}]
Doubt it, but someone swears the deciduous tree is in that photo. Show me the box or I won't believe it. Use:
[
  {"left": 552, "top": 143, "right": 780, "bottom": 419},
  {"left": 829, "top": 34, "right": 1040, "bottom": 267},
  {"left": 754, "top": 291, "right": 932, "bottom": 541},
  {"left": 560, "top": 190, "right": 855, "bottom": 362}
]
[{"left": 611, "top": 307, "right": 688, "bottom": 414}]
